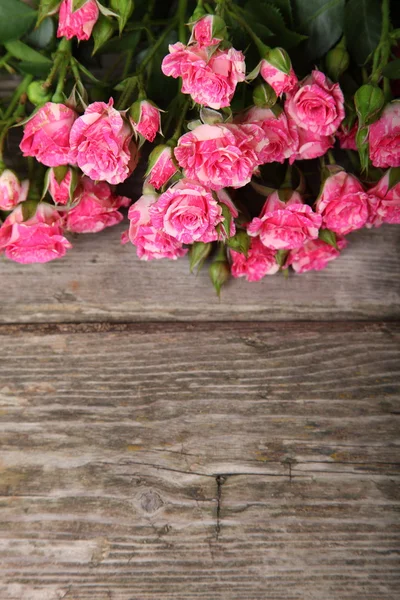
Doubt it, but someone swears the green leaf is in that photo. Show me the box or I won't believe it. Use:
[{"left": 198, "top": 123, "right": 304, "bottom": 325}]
[
  {"left": 388, "top": 167, "right": 400, "bottom": 190},
  {"left": 110, "top": 0, "right": 134, "bottom": 34},
  {"left": 0, "top": 0, "right": 37, "bottom": 43},
  {"left": 18, "top": 61, "right": 51, "bottom": 77},
  {"left": 275, "top": 249, "right": 289, "bottom": 267},
  {"left": 92, "top": 15, "right": 115, "bottom": 55},
  {"left": 226, "top": 230, "right": 251, "bottom": 256},
  {"left": 319, "top": 228, "right": 338, "bottom": 249},
  {"left": 293, "top": 0, "right": 345, "bottom": 60},
  {"left": 382, "top": 59, "right": 400, "bottom": 79},
  {"left": 36, "top": 0, "right": 61, "bottom": 27},
  {"left": 98, "top": 30, "right": 141, "bottom": 54},
  {"left": 4, "top": 40, "right": 52, "bottom": 66},
  {"left": 72, "top": 0, "right": 88, "bottom": 10},
  {"left": 219, "top": 202, "right": 233, "bottom": 239},
  {"left": 189, "top": 242, "right": 212, "bottom": 273},
  {"left": 245, "top": 1, "right": 307, "bottom": 50},
  {"left": 25, "top": 17, "right": 55, "bottom": 49},
  {"left": 21, "top": 200, "right": 39, "bottom": 222},
  {"left": 269, "top": 0, "right": 293, "bottom": 26},
  {"left": 345, "top": 0, "right": 382, "bottom": 66}
]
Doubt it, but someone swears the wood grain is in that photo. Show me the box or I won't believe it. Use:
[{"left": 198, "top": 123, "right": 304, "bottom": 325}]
[
  {"left": 0, "top": 223, "right": 399, "bottom": 323},
  {"left": 1, "top": 322, "right": 399, "bottom": 599}
]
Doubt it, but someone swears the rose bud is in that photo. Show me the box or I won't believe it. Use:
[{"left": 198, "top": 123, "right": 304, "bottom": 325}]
[
  {"left": 45, "top": 166, "right": 78, "bottom": 205},
  {"left": 26, "top": 80, "right": 52, "bottom": 106},
  {"left": 325, "top": 39, "right": 350, "bottom": 81},
  {"left": 369, "top": 100, "right": 400, "bottom": 168},
  {"left": 130, "top": 99, "right": 162, "bottom": 143},
  {"left": 146, "top": 145, "right": 179, "bottom": 190},
  {"left": 0, "top": 203, "right": 71, "bottom": 264},
  {"left": 260, "top": 47, "right": 298, "bottom": 96},
  {"left": 20, "top": 102, "right": 78, "bottom": 167},
  {"left": 57, "top": 0, "right": 99, "bottom": 41},
  {"left": 367, "top": 169, "right": 400, "bottom": 227},
  {"left": 0, "top": 169, "right": 29, "bottom": 210},
  {"left": 354, "top": 84, "right": 385, "bottom": 126},
  {"left": 188, "top": 15, "right": 227, "bottom": 48}
]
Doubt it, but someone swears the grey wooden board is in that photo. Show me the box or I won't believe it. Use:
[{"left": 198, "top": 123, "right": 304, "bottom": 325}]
[
  {"left": 1, "top": 322, "right": 399, "bottom": 599},
  {"left": 0, "top": 223, "right": 399, "bottom": 322}
]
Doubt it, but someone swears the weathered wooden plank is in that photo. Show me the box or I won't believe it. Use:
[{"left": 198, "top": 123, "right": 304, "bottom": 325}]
[
  {"left": 0, "top": 323, "right": 399, "bottom": 599},
  {"left": 0, "top": 224, "right": 399, "bottom": 322}
]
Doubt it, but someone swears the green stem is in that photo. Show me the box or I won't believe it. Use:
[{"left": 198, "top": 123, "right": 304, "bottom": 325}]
[
  {"left": 282, "top": 162, "right": 292, "bottom": 188},
  {"left": 371, "top": 0, "right": 390, "bottom": 84},
  {"left": 327, "top": 150, "right": 336, "bottom": 165},
  {"left": 4, "top": 74, "right": 33, "bottom": 120},
  {"left": 178, "top": 0, "right": 188, "bottom": 43},
  {"left": 139, "top": 19, "right": 177, "bottom": 73},
  {"left": 43, "top": 38, "right": 71, "bottom": 90},
  {"left": 53, "top": 54, "right": 69, "bottom": 98},
  {"left": 116, "top": 76, "right": 138, "bottom": 110},
  {"left": 0, "top": 52, "right": 11, "bottom": 70},
  {"left": 227, "top": 5, "right": 268, "bottom": 56},
  {"left": 170, "top": 97, "right": 191, "bottom": 143},
  {"left": 70, "top": 58, "right": 81, "bottom": 84},
  {"left": 122, "top": 49, "right": 134, "bottom": 81}
]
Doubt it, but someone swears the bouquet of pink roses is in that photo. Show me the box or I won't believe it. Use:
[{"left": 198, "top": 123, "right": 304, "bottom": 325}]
[{"left": 0, "top": 0, "right": 399, "bottom": 293}]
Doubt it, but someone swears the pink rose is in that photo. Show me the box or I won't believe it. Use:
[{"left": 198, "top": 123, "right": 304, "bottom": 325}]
[
  {"left": 122, "top": 193, "right": 187, "bottom": 260},
  {"left": 289, "top": 124, "right": 334, "bottom": 163},
  {"left": 174, "top": 123, "right": 263, "bottom": 190},
  {"left": 286, "top": 237, "right": 348, "bottom": 274},
  {"left": 260, "top": 62, "right": 297, "bottom": 97},
  {"left": 69, "top": 99, "right": 136, "bottom": 185},
  {"left": 47, "top": 167, "right": 76, "bottom": 205},
  {"left": 65, "top": 177, "right": 130, "bottom": 233},
  {"left": 57, "top": 0, "right": 99, "bottom": 41},
  {"left": 146, "top": 145, "right": 178, "bottom": 189},
  {"left": 149, "top": 179, "right": 225, "bottom": 244},
  {"left": 189, "top": 15, "right": 224, "bottom": 48},
  {"left": 0, "top": 169, "right": 29, "bottom": 210},
  {"left": 367, "top": 170, "right": 400, "bottom": 227},
  {"left": 285, "top": 70, "right": 345, "bottom": 136},
  {"left": 162, "top": 42, "right": 245, "bottom": 109},
  {"left": 315, "top": 170, "right": 371, "bottom": 235},
  {"left": 130, "top": 100, "right": 161, "bottom": 143},
  {"left": 237, "top": 106, "right": 299, "bottom": 164},
  {"left": 337, "top": 123, "right": 358, "bottom": 151},
  {"left": 231, "top": 236, "right": 279, "bottom": 281},
  {"left": 20, "top": 102, "right": 77, "bottom": 167},
  {"left": 0, "top": 203, "right": 71, "bottom": 264},
  {"left": 369, "top": 101, "right": 400, "bottom": 168},
  {"left": 248, "top": 190, "right": 322, "bottom": 250}
]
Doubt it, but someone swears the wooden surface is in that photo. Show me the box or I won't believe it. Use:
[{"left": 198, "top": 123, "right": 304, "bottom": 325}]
[
  {"left": 1, "top": 179, "right": 400, "bottom": 599},
  {"left": 0, "top": 223, "right": 399, "bottom": 322},
  {"left": 0, "top": 322, "right": 399, "bottom": 600}
]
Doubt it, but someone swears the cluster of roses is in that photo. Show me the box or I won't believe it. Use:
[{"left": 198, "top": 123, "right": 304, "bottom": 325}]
[
  {"left": 121, "top": 15, "right": 400, "bottom": 281},
  {"left": 0, "top": 8, "right": 399, "bottom": 282}
]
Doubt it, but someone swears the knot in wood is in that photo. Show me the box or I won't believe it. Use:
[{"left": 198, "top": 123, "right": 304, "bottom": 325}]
[{"left": 139, "top": 490, "right": 164, "bottom": 514}]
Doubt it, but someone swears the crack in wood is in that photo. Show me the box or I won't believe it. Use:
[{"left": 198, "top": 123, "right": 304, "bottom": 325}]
[{"left": 215, "top": 475, "right": 226, "bottom": 540}]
